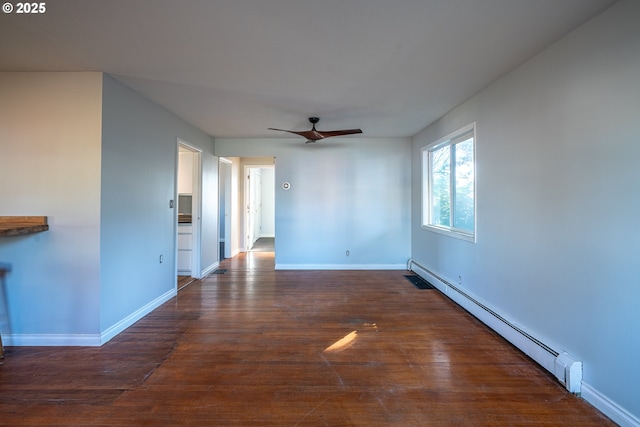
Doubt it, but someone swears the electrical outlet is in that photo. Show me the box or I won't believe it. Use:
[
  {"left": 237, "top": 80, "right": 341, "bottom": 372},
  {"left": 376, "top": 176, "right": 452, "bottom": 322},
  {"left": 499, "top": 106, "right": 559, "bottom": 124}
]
[{"left": 160, "top": 254, "right": 164, "bottom": 263}]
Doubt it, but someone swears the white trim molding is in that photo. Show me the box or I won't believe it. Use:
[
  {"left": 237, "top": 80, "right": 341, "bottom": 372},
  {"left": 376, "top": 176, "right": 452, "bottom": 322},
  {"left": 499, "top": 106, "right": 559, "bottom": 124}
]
[
  {"left": 5, "top": 289, "right": 178, "bottom": 347},
  {"left": 408, "top": 258, "right": 639, "bottom": 427},
  {"left": 201, "top": 261, "right": 220, "bottom": 277},
  {"left": 582, "top": 382, "right": 640, "bottom": 427},
  {"left": 4, "top": 333, "right": 101, "bottom": 347},
  {"left": 100, "top": 288, "right": 176, "bottom": 345},
  {"left": 275, "top": 263, "right": 406, "bottom": 270},
  {"left": 3, "top": 289, "right": 177, "bottom": 347}
]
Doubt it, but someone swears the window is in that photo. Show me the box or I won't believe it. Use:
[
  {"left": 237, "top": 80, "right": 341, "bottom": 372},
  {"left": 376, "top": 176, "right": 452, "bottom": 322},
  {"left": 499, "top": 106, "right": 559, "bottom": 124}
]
[{"left": 422, "top": 123, "right": 475, "bottom": 241}]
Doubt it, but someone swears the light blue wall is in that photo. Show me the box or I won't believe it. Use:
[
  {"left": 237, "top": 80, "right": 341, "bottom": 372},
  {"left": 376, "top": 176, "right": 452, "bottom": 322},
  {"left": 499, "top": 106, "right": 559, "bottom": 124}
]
[
  {"left": 100, "top": 75, "right": 216, "bottom": 333},
  {"left": 411, "top": 0, "right": 640, "bottom": 420},
  {"left": 215, "top": 138, "right": 411, "bottom": 269},
  {"left": 0, "top": 72, "right": 103, "bottom": 343},
  {"left": 0, "top": 73, "right": 217, "bottom": 343}
]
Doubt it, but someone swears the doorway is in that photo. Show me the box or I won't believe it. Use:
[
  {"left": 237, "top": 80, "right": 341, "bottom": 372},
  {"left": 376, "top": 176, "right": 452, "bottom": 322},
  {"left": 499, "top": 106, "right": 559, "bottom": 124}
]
[
  {"left": 176, "top": 140, "right": 202, "bottom": 290},
  {"left": 244, "top": 165, "right": 275, "bottom": 252}
]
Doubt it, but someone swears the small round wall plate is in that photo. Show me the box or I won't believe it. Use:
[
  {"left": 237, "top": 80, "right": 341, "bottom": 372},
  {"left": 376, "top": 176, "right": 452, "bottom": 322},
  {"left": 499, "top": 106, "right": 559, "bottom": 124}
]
[{"left": 282, "top": 182, "right": 291, "bottom": 190}]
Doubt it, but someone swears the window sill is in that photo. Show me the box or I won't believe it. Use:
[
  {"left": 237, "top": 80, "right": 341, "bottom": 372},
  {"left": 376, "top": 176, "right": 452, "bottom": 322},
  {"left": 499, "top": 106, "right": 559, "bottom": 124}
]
[{"left": 421, "top": 224, "right": 475, "bottom": 243}]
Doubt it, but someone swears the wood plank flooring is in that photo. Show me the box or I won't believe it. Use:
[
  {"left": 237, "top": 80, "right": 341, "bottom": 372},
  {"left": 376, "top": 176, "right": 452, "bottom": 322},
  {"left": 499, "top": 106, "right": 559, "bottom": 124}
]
[
  {"left": 177, "top": 275, "right": 196, "bottom": 290},
  {"left": 0, "top": 252, "right": 615, "bottom": 426}
]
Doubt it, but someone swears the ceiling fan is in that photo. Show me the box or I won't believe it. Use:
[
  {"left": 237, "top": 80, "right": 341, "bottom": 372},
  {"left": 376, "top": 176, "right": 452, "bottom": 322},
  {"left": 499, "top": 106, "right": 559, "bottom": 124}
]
[{"left": 268, "top": 117, "right": 362, "bottom": 143}]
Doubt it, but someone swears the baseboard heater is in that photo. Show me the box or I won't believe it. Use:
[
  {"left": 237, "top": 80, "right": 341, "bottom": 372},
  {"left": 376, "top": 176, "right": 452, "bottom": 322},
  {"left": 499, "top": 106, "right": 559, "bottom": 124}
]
[{"left": 407, "top": 259, "right": 582, "bottom": 394}]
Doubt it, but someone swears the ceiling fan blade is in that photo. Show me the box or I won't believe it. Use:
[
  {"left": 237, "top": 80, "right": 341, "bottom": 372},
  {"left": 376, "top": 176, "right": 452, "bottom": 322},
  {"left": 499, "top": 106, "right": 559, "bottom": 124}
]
[
  {"left": 267, "top": 127, "right": 305, "bottom": 136},
  {"left": 317, "top": 129, "right": 363, "bottom": 138},
  {"left": 268, "top": 120, "right": 362, "bottom": 142},
  {"left": 268, "top": 128, "right": 325, "bottom": 141}
]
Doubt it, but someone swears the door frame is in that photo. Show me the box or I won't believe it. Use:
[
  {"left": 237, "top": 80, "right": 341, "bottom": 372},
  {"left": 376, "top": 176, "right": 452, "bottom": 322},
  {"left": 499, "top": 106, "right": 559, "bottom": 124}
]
[
  {"left": 176, "top": 139, "right": 203, "bottom": 282},
  {"left": 243, "top": 164, "right": 275, "bottom": 252}
]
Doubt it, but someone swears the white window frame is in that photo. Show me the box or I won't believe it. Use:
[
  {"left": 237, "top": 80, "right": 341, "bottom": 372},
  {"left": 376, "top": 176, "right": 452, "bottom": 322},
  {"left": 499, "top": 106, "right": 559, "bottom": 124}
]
[{"left": 422, "top": 122, "right": 476, "bottom": 243}]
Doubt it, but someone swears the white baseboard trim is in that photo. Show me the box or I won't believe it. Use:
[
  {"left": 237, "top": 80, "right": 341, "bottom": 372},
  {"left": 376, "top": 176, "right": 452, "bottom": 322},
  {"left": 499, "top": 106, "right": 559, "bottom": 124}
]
[
  {"left": 582, "top": 382, "right": 640, "bottom": 427},
  {"left": 201, "top": 262, "right": 220, "bottom": 277},
  {"left": 411, "top": 261, "right": 558, "bottom": 373},
  {"left": 275, "top": 263, "right": 406, "bottom": 270},
  {"left": 100, "top": 288, "right": 176, "bottom": 345},
  {"left": 3, "top": 289, "right": 177, "bottom": 347},
  {"left": 409, "top": 259, "right": 640, "bottom": 426},
  {"left": 4, "top": 333, "right": 101, "bottom": 346}
]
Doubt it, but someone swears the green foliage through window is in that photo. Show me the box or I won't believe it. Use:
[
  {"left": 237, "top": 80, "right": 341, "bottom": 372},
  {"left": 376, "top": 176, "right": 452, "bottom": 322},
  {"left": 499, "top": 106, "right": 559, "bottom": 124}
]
[{"left": 423, "top": 124, "right": 475, "bottom": 239}]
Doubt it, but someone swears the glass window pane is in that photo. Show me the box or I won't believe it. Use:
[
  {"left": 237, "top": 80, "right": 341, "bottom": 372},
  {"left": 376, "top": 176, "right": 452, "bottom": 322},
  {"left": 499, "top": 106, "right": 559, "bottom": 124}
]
[
  {"left": 422, "top": 123, "right": 475, "bottom": 240},
  {"left": 430, "top": 146, "right": 451, "bottom": 227},
  {"left": 453, "top": 137, "right": 474, "bottom": 232}
]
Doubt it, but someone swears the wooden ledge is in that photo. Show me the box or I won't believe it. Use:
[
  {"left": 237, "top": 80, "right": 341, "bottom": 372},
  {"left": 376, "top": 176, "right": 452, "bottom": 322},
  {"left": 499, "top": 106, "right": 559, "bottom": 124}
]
[{"left": 0, "top": 216, "right": 49, "bottom": 237}]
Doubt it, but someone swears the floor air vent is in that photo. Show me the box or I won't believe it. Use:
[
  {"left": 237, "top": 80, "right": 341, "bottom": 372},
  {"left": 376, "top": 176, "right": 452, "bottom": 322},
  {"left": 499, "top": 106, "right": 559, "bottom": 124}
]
[{"left": 404, "top": 275, "right": 435, "bottom": 289}]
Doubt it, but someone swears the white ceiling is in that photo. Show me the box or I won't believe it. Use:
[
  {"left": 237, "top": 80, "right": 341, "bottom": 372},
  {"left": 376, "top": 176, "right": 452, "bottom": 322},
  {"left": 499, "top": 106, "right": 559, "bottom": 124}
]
[{"left": 0, "top": 0, "right": 616, "bottom": 139}]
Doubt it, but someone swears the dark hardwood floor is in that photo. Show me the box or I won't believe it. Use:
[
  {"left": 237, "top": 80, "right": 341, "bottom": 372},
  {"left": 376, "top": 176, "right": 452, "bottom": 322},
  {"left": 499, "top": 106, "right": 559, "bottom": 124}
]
[
  {"left": 0, "top": 252, "right": 615, "bottom": 426},
  {"left": 177, "top": 275, "right": 196, "bottom": 290}
]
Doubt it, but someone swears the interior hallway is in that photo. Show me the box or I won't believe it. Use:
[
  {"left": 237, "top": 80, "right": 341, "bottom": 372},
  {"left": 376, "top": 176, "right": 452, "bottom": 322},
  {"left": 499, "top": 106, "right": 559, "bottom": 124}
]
[
  {"left": 249, "top": 237, "right": 275, "bottom": 252},
  {"left": 0, "top": 252, "right": 614, "bottom": 426}
]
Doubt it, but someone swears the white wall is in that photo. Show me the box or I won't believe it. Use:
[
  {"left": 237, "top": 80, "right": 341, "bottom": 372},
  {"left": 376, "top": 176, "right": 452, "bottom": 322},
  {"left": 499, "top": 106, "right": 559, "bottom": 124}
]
[
  {"left": 229, "top": 157, "right": 242, "bottom": 257},
  {"left": 178, "top": 150, "right": 194, "bottom": 194},
  {"left": 0, "top": 72, "right": 103, "bottom": 343},
  {"left": 215, "top": 138, "right": 411, "bottom": 269},
  {"left": 100, "top": 74, "right": 217, "bottom": 335},
  {"left": 411, "top": 1, "right": 640, "bottom": 424}
]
